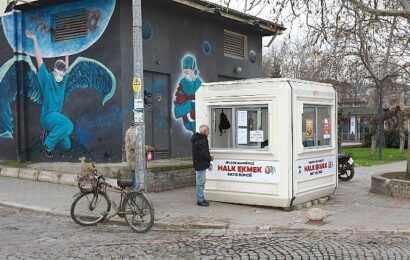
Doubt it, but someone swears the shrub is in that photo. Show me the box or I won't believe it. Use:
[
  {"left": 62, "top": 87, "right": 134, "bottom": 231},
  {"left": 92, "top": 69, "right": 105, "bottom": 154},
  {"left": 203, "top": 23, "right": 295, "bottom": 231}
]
[
  {"left": 364, "top": 131, "right": 376, "bottom": 147},
  {"left": 384, "top": 130, "right": 408, "bottom": 149}
]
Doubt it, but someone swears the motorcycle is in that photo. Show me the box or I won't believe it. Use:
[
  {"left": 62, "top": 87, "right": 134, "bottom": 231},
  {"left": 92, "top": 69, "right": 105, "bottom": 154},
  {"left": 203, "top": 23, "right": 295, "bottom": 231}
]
[{"left": 338, "top": 154, "right": 355, "bottom": 181}]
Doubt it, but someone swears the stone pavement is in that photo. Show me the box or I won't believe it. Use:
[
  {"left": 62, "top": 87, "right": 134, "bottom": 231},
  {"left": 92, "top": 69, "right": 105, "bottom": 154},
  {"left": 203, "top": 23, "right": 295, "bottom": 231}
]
[
  {"left": 1, "top": 207, "right": 410, "bottom": 259},
  {"left": 0, "top": 161, "right": 409, "bottom": 233}
]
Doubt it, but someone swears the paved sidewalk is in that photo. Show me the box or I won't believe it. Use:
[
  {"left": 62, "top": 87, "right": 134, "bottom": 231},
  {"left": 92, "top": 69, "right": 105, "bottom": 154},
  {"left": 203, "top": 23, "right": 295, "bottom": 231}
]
[{"left": 0, "top": 161, "right": 409, "bottom": 232}]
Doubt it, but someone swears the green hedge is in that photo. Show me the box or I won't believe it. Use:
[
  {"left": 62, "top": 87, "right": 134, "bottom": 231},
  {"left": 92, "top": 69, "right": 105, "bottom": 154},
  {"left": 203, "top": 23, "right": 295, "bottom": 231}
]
[
  {"left": 385, "top": 130, "right": 408, "bottom": 149},
  {"left": 363, "top": 130, "right": 408, "bottom": 148}
]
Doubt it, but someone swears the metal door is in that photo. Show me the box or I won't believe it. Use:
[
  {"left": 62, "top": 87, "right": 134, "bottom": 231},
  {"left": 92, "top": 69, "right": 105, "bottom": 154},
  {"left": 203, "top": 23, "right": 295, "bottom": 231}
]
[{"left": 143, "top": 71, "right": 170, "bottom": 159}]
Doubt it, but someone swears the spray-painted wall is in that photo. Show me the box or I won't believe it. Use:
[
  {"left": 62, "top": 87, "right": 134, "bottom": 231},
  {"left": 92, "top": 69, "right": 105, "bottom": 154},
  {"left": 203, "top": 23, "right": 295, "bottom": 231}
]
[{"left": 0, "top": 0, "right": 265, "bottom": 162}]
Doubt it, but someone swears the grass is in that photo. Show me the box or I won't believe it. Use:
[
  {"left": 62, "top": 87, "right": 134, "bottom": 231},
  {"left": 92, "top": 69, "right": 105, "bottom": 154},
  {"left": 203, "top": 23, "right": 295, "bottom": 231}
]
[
  {"left": 0, "top": 160, "right": 32, "bottom": 168},
  {"left": 341, "top": 147, "right": 408, "bottom": 167}
]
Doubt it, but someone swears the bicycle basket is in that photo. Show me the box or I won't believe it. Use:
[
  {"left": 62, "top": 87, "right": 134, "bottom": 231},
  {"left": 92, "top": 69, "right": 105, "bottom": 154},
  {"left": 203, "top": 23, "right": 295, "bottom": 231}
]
[{"left": 77, "top": 171, "right": 97, "bottom": 193}]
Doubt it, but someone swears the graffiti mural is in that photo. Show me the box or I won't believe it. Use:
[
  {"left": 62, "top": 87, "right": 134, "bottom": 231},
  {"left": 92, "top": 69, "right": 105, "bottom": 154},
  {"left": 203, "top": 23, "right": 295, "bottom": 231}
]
[
  {"left": 1, "top": 0, "right": 115, "bottom": 57},
  {"left": 0, "top": 0, "right": 117, "bottom": 158},
  {"left": 173, "top": 54, "right": 203, "bottom": 132}
]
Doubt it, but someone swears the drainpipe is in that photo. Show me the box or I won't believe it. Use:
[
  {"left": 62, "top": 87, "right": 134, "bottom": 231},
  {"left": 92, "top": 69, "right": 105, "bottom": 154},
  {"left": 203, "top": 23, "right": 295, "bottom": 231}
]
[
  {"left": 287, "top": 81, "right": 296, "bottom": 207},
  {"left": 14, "top": 11, "right": 22, "bottom": 162}
]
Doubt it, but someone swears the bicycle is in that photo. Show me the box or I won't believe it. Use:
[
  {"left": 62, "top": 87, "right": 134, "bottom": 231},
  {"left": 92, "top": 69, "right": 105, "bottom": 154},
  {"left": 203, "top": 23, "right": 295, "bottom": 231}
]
[{"left": 70, "top": 163, "right": 154, "bottom": 233}]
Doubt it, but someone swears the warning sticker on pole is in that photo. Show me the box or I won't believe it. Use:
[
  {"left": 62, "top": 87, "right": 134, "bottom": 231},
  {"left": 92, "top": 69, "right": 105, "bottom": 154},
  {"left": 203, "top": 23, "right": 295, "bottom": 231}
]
[
  {"left": 323, "top": 118, "right": 331, "bottom": 139},
  {"left": 207, "top": 159, "right": 280, "bottom": 182},
  {"left": 295, "top": 155, "right": 336, "bottom": 180},
  {"left": 133, "top": 78, "right": 142, "bottom": 93}
]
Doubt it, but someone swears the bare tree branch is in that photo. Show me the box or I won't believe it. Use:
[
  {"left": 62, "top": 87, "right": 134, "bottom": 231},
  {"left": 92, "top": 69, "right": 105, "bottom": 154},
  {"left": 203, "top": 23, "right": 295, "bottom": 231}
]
[{"left": 344, "top": 0, "right": 410, "bottom": 18}]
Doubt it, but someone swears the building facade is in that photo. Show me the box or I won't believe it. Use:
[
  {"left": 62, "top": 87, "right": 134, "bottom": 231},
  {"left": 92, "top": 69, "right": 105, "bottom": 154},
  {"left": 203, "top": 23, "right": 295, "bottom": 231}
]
[{"left": 0, "top": 0, "right": 284, "bottom": 162}]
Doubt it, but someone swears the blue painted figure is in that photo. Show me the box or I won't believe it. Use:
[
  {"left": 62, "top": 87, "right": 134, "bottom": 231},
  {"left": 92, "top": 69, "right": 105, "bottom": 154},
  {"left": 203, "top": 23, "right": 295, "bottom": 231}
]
[
  {"left": 27, "top": 31, "right": 72, "bottom": 156},
  {"left": 174, "top": 55, "right": 202, "bottom": 132}
]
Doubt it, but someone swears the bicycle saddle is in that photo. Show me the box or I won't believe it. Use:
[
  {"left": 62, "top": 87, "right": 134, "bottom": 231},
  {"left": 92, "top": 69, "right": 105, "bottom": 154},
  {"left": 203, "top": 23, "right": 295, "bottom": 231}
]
[{"left": 117, "top": 180, "right": 133, "bottom": 189}]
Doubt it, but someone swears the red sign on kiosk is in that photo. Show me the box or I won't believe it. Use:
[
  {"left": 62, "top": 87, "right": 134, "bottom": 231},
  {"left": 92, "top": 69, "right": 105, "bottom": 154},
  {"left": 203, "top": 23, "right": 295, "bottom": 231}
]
[{"left": 323, "top": 118, "right": 331, "bottom": 139}]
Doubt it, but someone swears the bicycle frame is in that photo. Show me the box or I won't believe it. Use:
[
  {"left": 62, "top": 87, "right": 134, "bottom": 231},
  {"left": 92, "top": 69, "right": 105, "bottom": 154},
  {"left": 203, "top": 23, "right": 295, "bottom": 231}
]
[{"left": 73, "top": 176, "right": 130, "bottom": 219}]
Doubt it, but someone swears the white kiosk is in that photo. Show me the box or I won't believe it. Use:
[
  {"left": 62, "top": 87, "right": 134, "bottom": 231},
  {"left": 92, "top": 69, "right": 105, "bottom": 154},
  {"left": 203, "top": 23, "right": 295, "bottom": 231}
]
[{"left": 195, "top": 78, "right": 337, "bottom": 208}]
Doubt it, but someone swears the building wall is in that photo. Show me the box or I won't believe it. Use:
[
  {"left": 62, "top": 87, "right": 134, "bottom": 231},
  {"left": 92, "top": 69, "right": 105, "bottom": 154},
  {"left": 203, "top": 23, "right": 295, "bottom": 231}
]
[{"left": 0, "top": 0, "right": 264, "bottom": 162}]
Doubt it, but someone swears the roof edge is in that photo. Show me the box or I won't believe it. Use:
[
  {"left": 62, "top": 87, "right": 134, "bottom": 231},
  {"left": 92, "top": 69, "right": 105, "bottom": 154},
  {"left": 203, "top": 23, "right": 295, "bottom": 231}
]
[{"left": 171, "top": 0, "right": 286, "bottom": 35}]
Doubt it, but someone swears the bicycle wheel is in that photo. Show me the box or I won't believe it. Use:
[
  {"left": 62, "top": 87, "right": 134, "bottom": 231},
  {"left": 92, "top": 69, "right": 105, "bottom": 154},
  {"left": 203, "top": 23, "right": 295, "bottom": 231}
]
[
  {"left": 70, "top": 191, "right": 111, "bottom": 226},
  {"left": 122, "top": 191, "right": 154, "bottom": 233}
]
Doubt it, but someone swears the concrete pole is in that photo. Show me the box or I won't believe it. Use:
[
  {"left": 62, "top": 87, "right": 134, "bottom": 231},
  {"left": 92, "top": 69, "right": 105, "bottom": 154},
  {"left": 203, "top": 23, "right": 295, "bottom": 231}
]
[{"left": 132, "top": 0, "right": 147, "bottom": 191}]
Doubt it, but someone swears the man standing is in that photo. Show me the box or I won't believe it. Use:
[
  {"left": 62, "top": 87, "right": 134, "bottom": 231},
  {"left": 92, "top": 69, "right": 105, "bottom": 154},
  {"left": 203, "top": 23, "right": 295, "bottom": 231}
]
[{"left": 191, "top": 124, "right": 213, "bottom": 206}]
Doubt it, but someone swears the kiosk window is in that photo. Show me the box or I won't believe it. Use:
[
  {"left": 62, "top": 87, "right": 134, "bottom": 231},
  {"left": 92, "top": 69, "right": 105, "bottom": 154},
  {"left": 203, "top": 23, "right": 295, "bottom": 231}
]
[
  {"left": 211, "top": 106, "right": 269, "bottom": 150},
  {"left": 302, "top": 105, "right": 331, "bottom": 148}
]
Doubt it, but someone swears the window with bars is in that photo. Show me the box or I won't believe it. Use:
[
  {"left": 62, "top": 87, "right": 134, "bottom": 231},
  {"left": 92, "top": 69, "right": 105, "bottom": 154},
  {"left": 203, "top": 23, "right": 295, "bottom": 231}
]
[
  {"left": 53, "top": 9, "right": 88, "bottom": 42},
  {"left": 224, "top": 30, "right": 247, "bottom": 60}
]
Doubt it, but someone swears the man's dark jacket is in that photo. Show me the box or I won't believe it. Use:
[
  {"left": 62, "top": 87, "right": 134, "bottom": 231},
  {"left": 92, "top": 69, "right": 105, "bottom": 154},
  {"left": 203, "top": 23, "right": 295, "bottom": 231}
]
[{"left": 191, "top": 133, "right": 212, "bottom": 171}]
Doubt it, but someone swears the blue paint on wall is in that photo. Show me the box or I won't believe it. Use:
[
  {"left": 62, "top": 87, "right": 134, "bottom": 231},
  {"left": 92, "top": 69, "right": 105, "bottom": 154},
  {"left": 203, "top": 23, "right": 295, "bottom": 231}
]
[
  {"left": 145, "top": 80, "right": 165, "bottom": 95},
  {"left": 75, "top": 106, "right": 122, "bottom": 148},
  {"left": 1, "top": 0, "right": 116, "bottom": 57},
  {"left": 142, "top": 21, "right": 154, "bottom": 41},
  {"left": 155, "top": 115, "right": 166, "bottom": 129},
  {"left": 202, "top": 41, "right": 212, "bottom": 55},
  {"left": 75, "top": 127, "right": 92, "bottom": 147}
]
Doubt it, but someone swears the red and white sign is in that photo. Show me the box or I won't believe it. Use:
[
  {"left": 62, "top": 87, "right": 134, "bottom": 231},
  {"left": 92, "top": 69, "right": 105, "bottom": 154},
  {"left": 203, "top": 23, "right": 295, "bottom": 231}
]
[
  {"left": 207, "top": 159, "right": 280, "bottom": 182},
  {"left": 323, "top": 118, "right": 331, "bottom": 139},
  {"left": 295, "top": 155, "right": 336, "bottom": 180}
]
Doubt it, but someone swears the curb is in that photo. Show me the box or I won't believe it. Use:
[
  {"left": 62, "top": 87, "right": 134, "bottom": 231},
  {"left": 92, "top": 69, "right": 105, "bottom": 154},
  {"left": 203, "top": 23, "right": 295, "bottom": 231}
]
[
  {"left": 0, "top": 200, "right": 230, "bottom": 231},
  {"left": 19, "top": 169, "right": 39, "bottom": 181},
  {"left": 0, "top": 166, "right": 118, "bottom": 188}
]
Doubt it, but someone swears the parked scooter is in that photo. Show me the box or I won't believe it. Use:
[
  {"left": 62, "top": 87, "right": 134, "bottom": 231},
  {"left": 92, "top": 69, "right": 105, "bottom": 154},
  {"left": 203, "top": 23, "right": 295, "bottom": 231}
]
[{"left": 338, "top": 154, "right": 355, "bottom": 181}]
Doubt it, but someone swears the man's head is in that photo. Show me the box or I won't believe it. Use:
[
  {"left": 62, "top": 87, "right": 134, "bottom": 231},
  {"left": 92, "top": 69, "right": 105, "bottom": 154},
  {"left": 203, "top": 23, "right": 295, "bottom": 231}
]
[
  {"left": 199, "top": 124, "right": 210, "bottom": 137},
  {"left": 182, "top": 55, "right": 198, "bottom": 82},
  {"left": 53, "top": 59, "right": 66, "bottom": 83}
]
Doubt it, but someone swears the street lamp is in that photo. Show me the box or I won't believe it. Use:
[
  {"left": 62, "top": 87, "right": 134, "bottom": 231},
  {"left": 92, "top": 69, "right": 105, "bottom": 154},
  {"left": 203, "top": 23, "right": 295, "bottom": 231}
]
[{"left": 365, "top": 74, "right": 400, "bottom": 161}]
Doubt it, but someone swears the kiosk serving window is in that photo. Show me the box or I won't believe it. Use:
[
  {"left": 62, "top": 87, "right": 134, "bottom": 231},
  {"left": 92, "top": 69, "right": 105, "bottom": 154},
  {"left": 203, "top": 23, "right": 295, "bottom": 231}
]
[
  {"left": 302, "top": 105, "right": 331, "bottom": 148},
  {"left": 211, "top": 106, "right": 269, "bottom": 150}
]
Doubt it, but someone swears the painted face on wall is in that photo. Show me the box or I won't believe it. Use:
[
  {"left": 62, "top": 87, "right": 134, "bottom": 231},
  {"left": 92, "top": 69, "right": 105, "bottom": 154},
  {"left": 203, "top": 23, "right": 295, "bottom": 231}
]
[
  {"left": 53, "top": 69, "right": 65, "bottom": 83},
  {"left": 183, "top": 69, "right": 196, "bottom": 82},
  {"left": 53, "top": 59, "right": 66, "bottom": 83}
]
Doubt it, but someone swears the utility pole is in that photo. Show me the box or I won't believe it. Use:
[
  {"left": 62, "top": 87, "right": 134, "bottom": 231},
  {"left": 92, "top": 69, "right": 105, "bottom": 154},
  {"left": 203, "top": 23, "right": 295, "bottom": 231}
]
[{"left": 132, "top": 0, "right": 146, "bottom": 191}]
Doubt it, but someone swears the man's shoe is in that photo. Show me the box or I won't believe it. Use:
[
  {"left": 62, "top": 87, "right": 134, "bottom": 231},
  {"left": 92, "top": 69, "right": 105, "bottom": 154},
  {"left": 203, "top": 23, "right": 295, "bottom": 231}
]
[
  {"left": 197, "top": 201, "right": 209, "bottom": 207},
  {"left": 44, "top": 144, "right": 53, "bottom": 158},
  {"left": 44, "top": 148, "right": 53, "bottom": 158}
]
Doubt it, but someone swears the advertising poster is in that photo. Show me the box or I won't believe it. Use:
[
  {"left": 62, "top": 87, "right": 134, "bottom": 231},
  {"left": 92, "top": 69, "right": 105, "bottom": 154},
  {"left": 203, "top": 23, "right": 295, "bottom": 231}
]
[
  {"left": 207, "top": 159, "right": 280, "bottom": 182},
  {"left": 323, "top": 118, "right": 331, "bottom": 139},
  {"left": 295, "top": 155, "right": 337, "bottom": 180},
  {"left": 305, "top": 119, "right": 314, "bottom": 138}
]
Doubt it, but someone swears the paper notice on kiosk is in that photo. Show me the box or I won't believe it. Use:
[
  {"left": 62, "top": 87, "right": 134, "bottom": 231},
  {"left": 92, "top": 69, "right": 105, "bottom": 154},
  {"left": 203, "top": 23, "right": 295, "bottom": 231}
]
[
  {"left": 250, "top": 131, "right": 264, "bottom": 142},
  {"left": 237, "top": 111, "right": 247, "bottom": 127},
  {"left": 237, "top": 128, "right": 248, "bottom": 144}
]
